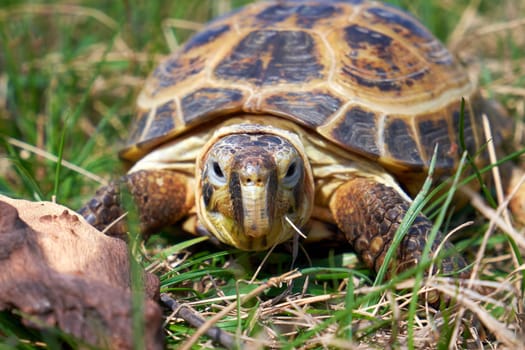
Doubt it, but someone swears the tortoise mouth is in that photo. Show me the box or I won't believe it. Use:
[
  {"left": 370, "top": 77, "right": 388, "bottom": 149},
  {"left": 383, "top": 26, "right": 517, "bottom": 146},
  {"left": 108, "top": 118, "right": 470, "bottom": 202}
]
[
  {"left": 205, "top": 210, "right": 294, "bottom": 251},
  {"left": 196, "top": 127, "right": 314, "bottom": 251}
]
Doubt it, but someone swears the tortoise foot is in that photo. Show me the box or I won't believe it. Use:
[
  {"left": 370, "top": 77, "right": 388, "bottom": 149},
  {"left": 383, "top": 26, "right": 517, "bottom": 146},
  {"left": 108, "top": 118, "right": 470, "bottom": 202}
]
[
  {"left": 79, "top": 179, "right": 127, "bottom": 237},
  {"left": 79, "top": 170, "right": 194, "bottom": 237},
  {"left": 330, "top": 177, "right": 468, "bottom": 277}
]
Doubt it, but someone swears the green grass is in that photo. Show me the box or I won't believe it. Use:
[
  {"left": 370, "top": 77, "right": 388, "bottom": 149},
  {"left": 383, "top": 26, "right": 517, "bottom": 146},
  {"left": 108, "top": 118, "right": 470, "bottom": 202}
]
[{"left": 1, "top": 0, "right": 524, "bottom": 349}]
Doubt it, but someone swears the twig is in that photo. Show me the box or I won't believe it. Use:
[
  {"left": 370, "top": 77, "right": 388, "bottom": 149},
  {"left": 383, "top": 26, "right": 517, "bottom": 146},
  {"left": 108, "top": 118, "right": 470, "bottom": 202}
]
[
  {"left": 482, "top": 114, "right": 512, "bottom": 226},
  {"left": 463, "top": 187, "right": 525, "bottom": 250},
  {"left": 179, "top": 270, "right": 302, "bottom": 350},
  {"left": 160, "top": 293, "right": 236, "bottom": 349},
  {"left": 432, "top": 283, "right": 522, "bottom": 348}
]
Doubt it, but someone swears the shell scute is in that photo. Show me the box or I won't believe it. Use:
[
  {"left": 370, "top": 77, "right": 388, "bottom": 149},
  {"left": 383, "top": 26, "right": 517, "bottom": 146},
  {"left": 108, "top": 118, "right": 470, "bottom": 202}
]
[
  {"left": 416, "top": 115, "right": 455, "bottom": 169},
  {"left": 214, "top": 30, "right": 324, "bottom": 86},
  {"left": 183, "top": 24, "right": 231, "bottom": 52},
  {"left": 150, "top": 53, "right": 206, "bottom": 96},
  {"left": 337, "top": 23, "right": 429, "bottom": 94},
  {"left": 363, "top": 5, "right": 454, "bottom": 66},
  {"left": 324, "top": 106, "right": 381, "bottom": 159},
  {"left": 384, "top": 118, "right": 422, "bottom": 167},
  {"left": 294, "top": 4, "right": 337, "bottom": 28},
  {"left": 255, "top": 4, "right": 297, "bottom": 22},
  {"left": 262, "top": 91, "right": 342, "bottom": 127},
  {"left": 127, "top": 110, "right": 150, "bottom": 149},
  {"left": 181, "top": 88, "right": 245, "bottom": 124},
  {"left": 365, "top": 6, "right": 434, "bottom": 41},
  {"left": 143, "top": 101, "right": 176, "bottom": 141},
  {"left": 254, "top": 3, "right": 337, "bottom": 28}
]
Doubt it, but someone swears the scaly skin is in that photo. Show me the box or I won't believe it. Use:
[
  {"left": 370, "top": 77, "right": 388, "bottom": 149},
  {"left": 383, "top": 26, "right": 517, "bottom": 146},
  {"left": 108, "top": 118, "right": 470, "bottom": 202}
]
[
  {"left": 330, "top": 177, "right": 468, "bottom": 277},
  {"left": 79, "top": 170, "right": 194, "bottom": 237},
  {"left": 79, "top": 179, "right": 126, "bottom": 237}
]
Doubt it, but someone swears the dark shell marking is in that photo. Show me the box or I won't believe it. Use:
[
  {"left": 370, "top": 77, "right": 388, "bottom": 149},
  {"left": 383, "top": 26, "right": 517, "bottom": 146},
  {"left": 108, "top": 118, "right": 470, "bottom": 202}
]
[
  {"left": 385, "top": 118, "right": 422, "bottom": 167},
  {"left": 151, "top": 54, "right": 205, "bottom": 93},
  {"left": 329, "top": 106, "right": 381, "bottom": 158},
  {"left": 340, "top": 24, "right": 428, "bottom": 92},
  {"left": 125, "top": 0, "right": 482, "bottom": 179},
  {"left": 366, "top": 6, "right": 434, "bottom": 41},
  {"left": 418, "top": 116, "right": 455, "bottom": 169},
  {"left": 143, "top": 100, "right": 176, "bottom": 141},
  {"left": 214, "top": 30, "right": 323, "bottom": 85},
  {"left": 256, "top": 3, "right": 337, "bottom": 28},
  {"left": 181, "top": 88, "right": 245, "bottom": 124},
  {"left": 184, "top": 24, "right": 231, "bottom": 51},
  {"left": 262, "top": 91, "right": 342, "bottom": 127}
]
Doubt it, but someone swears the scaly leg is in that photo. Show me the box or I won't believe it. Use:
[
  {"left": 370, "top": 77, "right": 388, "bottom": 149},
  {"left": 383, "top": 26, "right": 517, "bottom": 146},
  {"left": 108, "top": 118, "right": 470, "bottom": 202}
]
[
  {"left": 329, "top": 177, "right": 467, "bottom": 277},
  {"left": 79, "top": 170, "right": 194, "bottom": 237}
]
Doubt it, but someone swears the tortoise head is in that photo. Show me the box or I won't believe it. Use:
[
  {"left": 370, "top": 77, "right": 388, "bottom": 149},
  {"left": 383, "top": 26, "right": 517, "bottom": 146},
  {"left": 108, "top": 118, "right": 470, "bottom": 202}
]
[{"left": 197, "top": 131, "right": 314, "bottom": 251}]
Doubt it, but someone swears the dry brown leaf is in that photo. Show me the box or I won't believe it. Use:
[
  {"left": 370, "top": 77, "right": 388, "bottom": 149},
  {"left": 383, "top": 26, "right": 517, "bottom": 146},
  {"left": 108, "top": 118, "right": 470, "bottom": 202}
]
[{"left": 0, "top": 195, "right": 163, "bottom": 349}]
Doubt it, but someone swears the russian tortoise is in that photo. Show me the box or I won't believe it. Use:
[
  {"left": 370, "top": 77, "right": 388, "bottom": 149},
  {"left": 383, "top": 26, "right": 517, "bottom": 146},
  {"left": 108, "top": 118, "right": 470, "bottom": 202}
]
[{"left": 80, "top": 0, "right": 519, "bottom": 276}]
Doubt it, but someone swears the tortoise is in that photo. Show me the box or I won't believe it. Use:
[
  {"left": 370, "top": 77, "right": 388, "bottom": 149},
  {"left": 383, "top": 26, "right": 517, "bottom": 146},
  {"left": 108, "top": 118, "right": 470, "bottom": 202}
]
[{"left": 80, "top": 0, "right": 519, "bottom": 276}]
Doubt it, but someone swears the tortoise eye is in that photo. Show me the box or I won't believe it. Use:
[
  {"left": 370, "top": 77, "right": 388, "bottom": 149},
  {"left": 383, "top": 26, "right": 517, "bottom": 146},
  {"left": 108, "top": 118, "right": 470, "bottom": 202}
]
[
  {"left": 285, "top": 162, "right": 296, "bottom": 178},
  {"left": 208, "top": 159, "right": 227, "bottom": 186},
  {"left": 283, "top": 160, "right": 301, "bottom": 187},
  {"left": 213, "top": 161, "right": 225, "bottom": 179}
]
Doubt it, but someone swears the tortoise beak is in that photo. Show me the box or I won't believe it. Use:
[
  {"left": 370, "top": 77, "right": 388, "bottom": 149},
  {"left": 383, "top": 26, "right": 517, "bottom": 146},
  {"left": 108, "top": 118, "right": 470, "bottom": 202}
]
[
  {"left": 240, "top": 183, "right": 275, "bottom": 238},
  {"left": 233, "top": 157, "right": 277, "bottom": 238}
]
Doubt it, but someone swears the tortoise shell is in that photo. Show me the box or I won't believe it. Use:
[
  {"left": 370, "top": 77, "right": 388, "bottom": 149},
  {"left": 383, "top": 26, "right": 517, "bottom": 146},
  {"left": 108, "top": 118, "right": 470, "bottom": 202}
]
[{"left": 122, "top": 0, "right": 486, "bottom": 176}]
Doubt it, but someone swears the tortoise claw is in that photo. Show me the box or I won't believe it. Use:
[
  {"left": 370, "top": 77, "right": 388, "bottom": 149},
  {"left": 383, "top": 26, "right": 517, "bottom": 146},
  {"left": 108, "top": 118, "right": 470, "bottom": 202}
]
[{"left": 78, "top": 179, "right": 128, "bottom": 237}]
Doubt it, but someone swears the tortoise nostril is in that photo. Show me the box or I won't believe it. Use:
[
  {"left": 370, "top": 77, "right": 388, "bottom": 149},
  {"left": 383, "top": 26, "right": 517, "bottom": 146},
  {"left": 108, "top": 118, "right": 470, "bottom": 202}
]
[
  {"left": 239, "top": 157, "right": 272, "bottom": 186},
  {"left": 243, "top": 177, "right": 263, "bottom": 185}
]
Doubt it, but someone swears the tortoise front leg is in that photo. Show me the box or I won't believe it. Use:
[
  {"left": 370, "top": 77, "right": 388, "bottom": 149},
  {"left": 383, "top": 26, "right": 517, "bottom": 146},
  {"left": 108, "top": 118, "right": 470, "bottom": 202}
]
[
  {"left": 79, "top": 170, "right": 194, "bottom": 237},
  {"left": 329, "top": 177, "right": 467, "bottom": 277}
]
